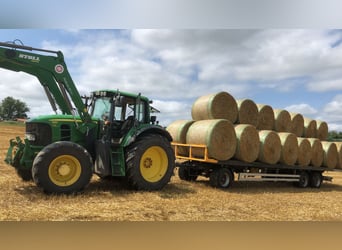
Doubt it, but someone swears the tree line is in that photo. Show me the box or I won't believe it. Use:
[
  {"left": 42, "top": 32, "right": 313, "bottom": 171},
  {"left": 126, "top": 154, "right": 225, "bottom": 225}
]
[{"left": 0, "top": 96, "right": 29, "bottom": 120}]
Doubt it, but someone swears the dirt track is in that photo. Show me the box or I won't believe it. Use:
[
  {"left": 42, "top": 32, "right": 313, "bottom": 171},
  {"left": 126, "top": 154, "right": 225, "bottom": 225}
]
[{"left": 1, "top": 123, "right": 342, "bottom": 221}]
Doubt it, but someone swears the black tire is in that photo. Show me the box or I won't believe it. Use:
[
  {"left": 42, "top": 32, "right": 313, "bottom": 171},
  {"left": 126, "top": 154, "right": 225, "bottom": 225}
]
[
  {"left": 178, "top": 166, "right": 198, "bottom": 181},
  {"left": 125, "top": 134, "right": 175, "bottom": 190},
  {"left": 310, "top": 172, "right": 323, "bottom": 188},
  {"left": 209, "top": 168, "right": 234, "bottom": 188},
  {"left": 16, "top": 168, "right": 33, "bottom": 181},
  {"left": 32, "top": 141, "right": 93, "bottom": 194},
  {"left": 296, "top": 171, "right": 310, "bottom": 188}
]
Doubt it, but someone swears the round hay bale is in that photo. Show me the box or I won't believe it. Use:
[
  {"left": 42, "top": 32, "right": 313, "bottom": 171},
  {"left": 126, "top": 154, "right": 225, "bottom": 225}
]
[
  {"left": 296, "top": 138, "right": 312, "bottom": 166},
  {"left": 303, "top": 118, "right": 317, "bottom": 138},
  {"left": 258, "top": 130, "right": 281, "bottom": 164},
  {"left": 191, "top": 91, "right": 238, "bottom": 122},
  {"left": 236, "top": 99, "right": 259, "bottom": 126},
  {"left": 321, "top": 141, "right": 338, "bottom": 169},
  {"left": 234, "top": 124, "right": 260, "bottom": 163},
  {"left": 257, "top": 104, "right": 274, "bottom": 130},
  {"left": 278, "top": 132, "right": 298, "bottom": 165},
  {"left": 273, "top": 109, "right": 291, "bottom": 132},
  {"left": 186, "top": 119, "right": 237, "bottom": 161},
  {"left": 316, "top": 120, "right": 329, "bottom": 140},
  {"left": 307, "top": 138, "right": 323, "bottom": 167},
  {"left": 166, "top": 120, "right": 195, "bottom": 156},
  {"left": 289, "top": 113, "right": 304, "bottom": 137},
  {"left": 334, "top": 142, "right": 342, "bottom": 169}
]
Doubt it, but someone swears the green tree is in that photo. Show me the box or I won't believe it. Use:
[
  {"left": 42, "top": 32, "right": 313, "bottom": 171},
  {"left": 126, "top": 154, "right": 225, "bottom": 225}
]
[{"left": 0, "top": 96, "right": 30, "bottom": 120}]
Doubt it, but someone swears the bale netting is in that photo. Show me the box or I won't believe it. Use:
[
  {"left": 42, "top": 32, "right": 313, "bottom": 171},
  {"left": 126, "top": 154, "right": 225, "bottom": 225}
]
[
  {"left": 257, "top": 104, "right": 274, "bottom": 130},
  {"left": 166, "top": 120, "right": 195, "bottom": 156},
  {"left": 289, "top": 113, "right": 304, "bottom": 137},
  {"left": 278, "top": 132, "right": 298, "bottom": 165},
  {"left": 191, "top": 91, "right": 238, "bottom": 122},
  {"left": 316, "top": 120, "right": 329, "bottom": 141},
  {"left": 186, "top": 119, "right": 237, "bottom": 161},
  {"left": 296, "top": 138, "right": 312, "bottom": 166},
  {"left": 273, "top": 109, "right": 291, "bottom": 132},
  {"left": 303, "top": 118, "right": 317, "bottom": 138},
  {"left": 258, "top": 130, "right": 281, "bottom": 164},
  {"left": 307, "top": 138, "right": 323, "bottom": 167},
  {"left": 321, "top": 141, "right": 338, "bottom": 169},
  {"left": 234, "top": 124, "right": 260, "bottom": 163},
  {"left": 236, "top": 99, "right": 259, "bottom": 127},
  {"left": 335, "top": 142, "right": 342, "bottom": 169}
]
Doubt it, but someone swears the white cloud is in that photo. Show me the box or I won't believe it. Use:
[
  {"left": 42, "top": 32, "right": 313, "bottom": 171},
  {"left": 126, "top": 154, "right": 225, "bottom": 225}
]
[{"left": 284, "top": 103, "right": 318, "bottom": 117}]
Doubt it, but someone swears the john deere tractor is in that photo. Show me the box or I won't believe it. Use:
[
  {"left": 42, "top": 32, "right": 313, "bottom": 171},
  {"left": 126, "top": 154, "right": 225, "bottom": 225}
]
[{"left": 0, "top": 41, "right": 175, "bottom": 194}]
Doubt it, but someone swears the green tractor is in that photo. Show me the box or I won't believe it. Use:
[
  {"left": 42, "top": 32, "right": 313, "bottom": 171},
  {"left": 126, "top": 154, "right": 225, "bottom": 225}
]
[{"left": 0, "top": 41, "right": 175, "bottom": 194}]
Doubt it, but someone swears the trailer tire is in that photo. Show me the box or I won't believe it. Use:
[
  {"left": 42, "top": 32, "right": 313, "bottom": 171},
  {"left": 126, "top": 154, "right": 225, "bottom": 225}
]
[
  {"left": 310, "top": 172, "right": 323, "bottom": 188},
  {"left": 32, "top": 141, "right": 93, "bottom": 194},
  {"left": 178, "top": 166, "right": 198, "bottom": 181},
  {"left": 209, "top": 168, "right": 234, "bottom": 188},
  {"left": 296, "top": 171, "right": 309, "bottom": 188},
  {"left": 125, "top": 134, "right": 175, "bottom": 190}
]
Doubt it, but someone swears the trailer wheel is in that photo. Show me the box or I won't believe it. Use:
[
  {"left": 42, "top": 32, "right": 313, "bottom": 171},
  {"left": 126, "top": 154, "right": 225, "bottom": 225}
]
[
  {"left": 32, "top": 141, "right": 93, "bottom": 194},
  {"left": 296, "top": 171, "right": 309, "bottom": 188},
  {"left": 210, "top": 168, "right": 234, "bottom": 188},
  {"left": 178, "top": 166, "right": 198, "bottom": 181},
  {"left": 310, "top": 172, "right": 323, "bottom": 188}
]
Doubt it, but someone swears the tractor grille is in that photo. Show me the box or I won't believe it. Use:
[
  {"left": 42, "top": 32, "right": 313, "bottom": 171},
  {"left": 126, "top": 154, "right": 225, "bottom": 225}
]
[{"left": 26, "top": 122, "right": 52, "bottom": 146}]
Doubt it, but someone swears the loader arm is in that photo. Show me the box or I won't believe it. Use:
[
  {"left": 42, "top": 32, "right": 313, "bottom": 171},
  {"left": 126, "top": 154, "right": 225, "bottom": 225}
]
[{"left": 0, "top": 41, "right": 91, "bottom": 124}]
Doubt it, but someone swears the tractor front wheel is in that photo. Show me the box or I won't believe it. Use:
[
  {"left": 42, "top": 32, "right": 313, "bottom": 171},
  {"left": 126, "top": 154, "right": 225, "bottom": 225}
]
[
  {"left": 125, "top": 134, "right": 175, "bottom": 190},
  {"left": 32, "top": 141, "right": 93, "bottom": 194}
]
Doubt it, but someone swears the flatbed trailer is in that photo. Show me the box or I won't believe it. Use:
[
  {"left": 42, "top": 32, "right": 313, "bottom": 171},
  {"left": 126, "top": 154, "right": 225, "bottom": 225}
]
[{"left": 172, "top": 142, "right": 342, "bottom": 189}]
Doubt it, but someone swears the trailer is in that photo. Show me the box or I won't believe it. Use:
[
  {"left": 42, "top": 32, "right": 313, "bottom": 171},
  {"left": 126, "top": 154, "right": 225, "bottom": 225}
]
[{"left": 172, "top": 142, "right": 341, "bottom": 189}]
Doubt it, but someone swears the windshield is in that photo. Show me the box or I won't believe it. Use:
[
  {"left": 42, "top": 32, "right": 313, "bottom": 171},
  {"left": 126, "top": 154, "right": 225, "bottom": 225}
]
[{"left": 91, "top": 97, "right": 111, "bottom": 120}]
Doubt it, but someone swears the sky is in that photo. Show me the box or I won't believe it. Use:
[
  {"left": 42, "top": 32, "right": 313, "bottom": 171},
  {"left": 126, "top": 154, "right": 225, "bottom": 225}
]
[{"left": 1, "top": 29, "right": 342, "bottom": 131}]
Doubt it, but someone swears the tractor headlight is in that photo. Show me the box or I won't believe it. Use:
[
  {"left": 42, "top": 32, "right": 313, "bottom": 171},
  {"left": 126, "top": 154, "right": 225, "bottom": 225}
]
[{"left": 25, "top": 133, "right": 36, "bottom": 142}]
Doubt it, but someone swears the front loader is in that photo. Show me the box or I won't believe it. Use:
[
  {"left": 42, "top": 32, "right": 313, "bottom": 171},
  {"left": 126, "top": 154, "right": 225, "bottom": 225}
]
[{"left": 0, "top": 41, "right": 175, "bottom": 194}]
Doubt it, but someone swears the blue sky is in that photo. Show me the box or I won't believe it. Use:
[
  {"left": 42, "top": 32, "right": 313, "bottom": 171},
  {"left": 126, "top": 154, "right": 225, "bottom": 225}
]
[{"left": 1, "top": 29, "right": 342, "bottom": 131}]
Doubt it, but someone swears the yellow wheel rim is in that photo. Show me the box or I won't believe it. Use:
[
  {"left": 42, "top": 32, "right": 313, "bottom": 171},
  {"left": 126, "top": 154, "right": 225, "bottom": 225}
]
[
  {"left": 140, "top": 146, "right": 168, "bottom": 182},
  {"left": 48, "top": 155, "right": 81, "bottom": 187}
]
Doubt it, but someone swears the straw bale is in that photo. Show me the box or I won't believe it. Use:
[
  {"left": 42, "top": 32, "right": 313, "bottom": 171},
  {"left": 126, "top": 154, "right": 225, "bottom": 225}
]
[
  {"left": 191, "top": 92, "right": 238, "bottom": 122},
  {"left": 278, "top": 132, "right": 298, "bottom": 165},
  {"left": 303, "top": 118, "right": 317, "bottom": 138},
  {"left": 316, "top": 120, "right": 329, "bottom": 141},
  {"left": 186, "top": 119, "right": 237, "bottom": 161},
  {"left": 334, "top": 142, "right": 342, "bottom": 169},
  {"left": 258, "top": 130, "right": 281, "bottom": 164},
  {"left": 166, "top": 120, "right": 195, "bottom": 156},
  {"left": 289, "top": 113, "right": 304, "bottom": 137},
  {"left": 273, "top": 109, "right": 291, "bottom": 132},
  {"left": 321, "top": 141, "right": 338, "bottom": 169},
  {"left": 233, "top": 124, "right": 260, "bottom": 163},
  {"left": 257, "top": 104, "right": 274, "bottom": 130},
  {"left": 236, "top": 99, "right": 259, "bottom": 127},
  {"left": 296, "top": 138, "right": 312, "bottom": 166},
  {"left": 307, "top": 138, "right": 323, "bottom": 167}
]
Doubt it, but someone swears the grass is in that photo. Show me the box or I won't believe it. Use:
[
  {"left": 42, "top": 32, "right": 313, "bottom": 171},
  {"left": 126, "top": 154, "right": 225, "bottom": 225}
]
[{"left": 1, "top": 124, "right": 342, "bottom": 221}]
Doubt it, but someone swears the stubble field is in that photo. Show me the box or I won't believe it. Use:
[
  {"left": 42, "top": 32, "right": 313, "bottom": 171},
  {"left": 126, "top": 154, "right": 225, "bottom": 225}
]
[{"left": 1, "top": 123, "right": 342, "bottom": 221}]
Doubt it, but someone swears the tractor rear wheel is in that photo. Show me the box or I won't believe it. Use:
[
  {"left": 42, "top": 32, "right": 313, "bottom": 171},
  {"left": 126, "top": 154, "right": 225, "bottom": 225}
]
[
  {"left": 125, "top": 134, "right": 175, "bottom": 190},
  {"left": 32, "top": 141, "right": 93, "bottom": 194}
]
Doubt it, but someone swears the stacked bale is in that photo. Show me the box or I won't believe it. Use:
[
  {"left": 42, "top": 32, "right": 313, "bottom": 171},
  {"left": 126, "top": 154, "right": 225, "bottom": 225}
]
[
  {"left": 278, "top": 132, "right": 298, "bottom": 165},
  {"left": 258, "top": 130, "right": 281, "bottom": 164},
  {"left": 234, "top": 124, "right": 260, "bottom": 163},
  {"left": 273, "top": 109, "right": 291, "bottom": 132},
  {"left": 257, "top": 104, "right": 274, "bottom": 130},
  {"left": 166, "top": 120, "right": 194, "bottom": 156},
  {"left": 316, "top": 120, "right": 329, "bottom": 141},
  {"left": 296, "top": 138, "right": 312, "bottom": 166},
  {"left": 335, "top": 142, "right": 342, "bottom": 169},
  {"left": 303, "top": 118, "right": 317, "bottom": 138},
  {"left": 191, "top": 91, "right": 238, "bottom": 123},
  {"left": 289, "top": 113, "right": 304, "bottom": 137},
  {"left": 321, "top": 141, "right": 338, "bottom": 169},
  {"left": 307, "top": 138, "right": 324, "bottom": 167},
  {"left": 186, "top": 119, "right": 237, "bottom": 161},
  {"left": 236, "top": 99, "right": 259, "bottom": 127}
]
